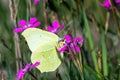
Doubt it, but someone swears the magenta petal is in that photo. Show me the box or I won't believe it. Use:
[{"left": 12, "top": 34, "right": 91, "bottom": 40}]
[
  {"left": 77, "top": 37, "right": 83, "bottom": 42},
  {"left": 56, "top": 24, "right": 64, "bottom": 34},
  {"left": 74, "top": 46, "right": 80, "bottom": 53},
  {"left": 69, "top": 43, "right": 75, "bottom": 50},
  {"left": 47, "top": 20, "right": 64, "bottom": 34},
  {"left": 34, "top": 0, "right": 40, "bottom": 4},
  {"left": 14, "top": 28, "right": 25, "bottom": 33},
  {"left": 64, "top": 35, "right": 72, "bottom": 43},
  {"left": 116, "top": 0, "right": 120, "bottom": 4},
  {"left": 29, "top": 17, "right": 37, "bottom": 24},
  {"left": 17, "top": 69, "right": 26, "bottom": 80},
  {"left": 59, "top": 24, "right": 64, "bottom": 30},
  {"left": 74, "top": 37, "right": 83, "bottom": 45},
  {"left": 23, "top": 64, "right": 31, "bottom": 71},
  {"left": 16, "top": 64, "right": 31, "bottom": 80},
  {"left": 52, "top": 20, "right": 59, "bottom": 28},
  {"left": 99, "top": 0, "right": 111, "bottom": 9},
  {"left": 59, "top": 44, "right": 68, "bottom": 53},
  {"left": 18, "top": 20, "right": 27, "bottom": 26},
  {"left": 32, "top": 22, "right": 41, "bottom": 27},
  {"left": 48, "top": 26, "right": 53, "bottom": 31},
  {"left": 47, "top": 26, "right": 57, "bottom": 33},
  {"left": 30, "top": 62, "right": 40, "bottom": 68}
]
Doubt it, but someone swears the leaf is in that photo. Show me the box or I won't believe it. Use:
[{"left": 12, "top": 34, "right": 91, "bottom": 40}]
[{"left": 22, "top": 28, "right": 61, "bottom": 73}]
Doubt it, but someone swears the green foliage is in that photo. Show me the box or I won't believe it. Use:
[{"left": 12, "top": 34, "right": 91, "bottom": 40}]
[{"left": 0, "top": 0, "right": 120, "bottom": 80}]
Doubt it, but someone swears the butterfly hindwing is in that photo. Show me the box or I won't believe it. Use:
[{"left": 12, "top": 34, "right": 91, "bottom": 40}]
[{"left": 31, "top": 45, "right": 61, "bottom": 73}]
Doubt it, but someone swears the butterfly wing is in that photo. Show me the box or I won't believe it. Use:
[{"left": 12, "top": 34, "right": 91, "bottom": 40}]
[
  {"left": 22, "top": 28, "right": 58, "bottom": 52},
  {"left": 31, "top": 45, "right": 61, "bottom": 73},
  {"left": 22, "top": 28, "right": 61, "bottom": 73}
]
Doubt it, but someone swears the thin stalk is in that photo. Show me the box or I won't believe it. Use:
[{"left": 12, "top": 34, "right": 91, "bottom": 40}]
[
  {"left": 9, "top": 0, "right": 22, "bottom": 71},
  {"left": 72, "top": 17, "right": 76, "bottom": 37},
  {"left": 83, "top": 9, "right": 99, "bottom": 74},
  {"left": 14, "top": 21, "right": 22, "bottom": 71},
  {"left": 118, "top": 65, "right": 120, "bottom": 80},
  {"left": 56, "top": 69, "right": 60, "bottom": 80},
  {"left": 101, "top": 11, "right": 109, "bottom": 77},
  {"left": 28, "top": 71, "right": 38, "bottom": 80},
  {"left": 1, "top": 70, "right": 5, "bottom": 80},
  {"left": 64, "top": 46, "right": 84, "bottom": 80},
  {"left": 0, "top": 38, "right": 12, "bottom": 51},
  {"left": 117, "top": 52, "right": 120, "bottom": 80},
  {"left": 78, "top": 52, "right": 84, "bottom": 80},
  {"left": 93, "top": 0, "right": 104, "bottom": 24},
  {"left": 69, "top": 46, "right": 84, "bottom": 80},
  {"left": 101, "top": 28, "right": 108, "bottom": 77},
  {"left": 78, "top": 53, "right": 83, "bottom": 72},
  {"left": 73, "top": 58, "right": 84, "bottom": 80},
  {"left": 97, "top": 51, "right": 102, "bottom": 73},
  {"left": 105, "top": 12, "right": 110, "bottom": 34},
  {"left": 26, "top": 0, "right": 30, "bottom": 20},
  {"left": 88, "top": 13, "right": 99, "bottom": 32},
  {"left": 61, "top": 63, "right": 70, "bottom": 80},
  {"left": 74, "top": 45, "right": 85, "bottom": 80},
  {"left": 43, "top": 0, "right": 48, "bottom": 27},
  {"left": 84, "top": 64, "right": 101, "bottom": 80},
  {"left": 1, "top": 57, "right": 5, "bottom": 80},
  {"left": 56, "top": 48, "right": 70, "bottom": 80},
  {"left": 109, "top": 0, "right": 120, "bottom": 36},
  {"left": 28, "top": 0, "right": 32, "bottom": 16}
]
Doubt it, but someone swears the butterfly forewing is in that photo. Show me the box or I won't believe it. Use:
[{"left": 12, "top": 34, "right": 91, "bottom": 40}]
[{"left": 22, "top": 28, "right": 59, "bottom": 52}]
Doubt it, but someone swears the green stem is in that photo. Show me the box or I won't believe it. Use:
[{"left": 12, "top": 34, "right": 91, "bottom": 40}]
[
  {"left": 83, "top": 9, "right": 99, "bottom": 73},
  {"left": 101, "top": 28, "right": 108, "bottom": 77}
]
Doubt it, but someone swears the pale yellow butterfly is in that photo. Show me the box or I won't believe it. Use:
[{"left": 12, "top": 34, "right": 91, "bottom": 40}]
[{"left": 22, "top": 28, "right": 62, "bottom": 73}]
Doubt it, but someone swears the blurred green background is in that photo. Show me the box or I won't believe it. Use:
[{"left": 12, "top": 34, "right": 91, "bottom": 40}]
[{"left": 0, "top": 0, "right": 120, "bottom": 80}]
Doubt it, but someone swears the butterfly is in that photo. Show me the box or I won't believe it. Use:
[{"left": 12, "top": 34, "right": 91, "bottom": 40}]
[{"left": 22, "top": 28, "right": 62, "bottom": 73}]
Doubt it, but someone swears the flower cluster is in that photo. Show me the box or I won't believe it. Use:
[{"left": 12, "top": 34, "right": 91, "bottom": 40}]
[
  {"left": 45, "top": 20, "right": 64, "bottom": 34},
  {"left": 14, "top": 17, "right": 41, "bottom": 33},
  {"left": 99, "top": 0, "right": 120, "bottom": 9},
  {"left": 59, "top": 35, "right": 83, "bottom": 53},
  {"left": 17, "top": 62, "right": 40, "bottom": 80}
]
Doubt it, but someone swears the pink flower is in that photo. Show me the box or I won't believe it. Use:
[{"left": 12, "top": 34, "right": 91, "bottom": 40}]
[
  {"left": 99, "top": 0, "right": 120, "bottom": 9},
  {"left": 34, "top": 0, "right": 40, "bottom": 4},
  {"left": 14, "top": 17, "right": 41, "bottom": 33},
  {"left": 116, "top": 0, "right": 120, "bottom": 4},
  {"left": 73, "top": 37, "right": 83, "bottom": 52},
  {"left": 16, "top": 62, "right": 40, "bottom": 80},
  {"left": 45, "top": 20, "right": 64, "bottom": 34},
  {"left": 99, "top": 0, "right": 111, "bottom": 9},
  {"left": 59, "top": 35, "right": 83, "bottom": 53}
]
